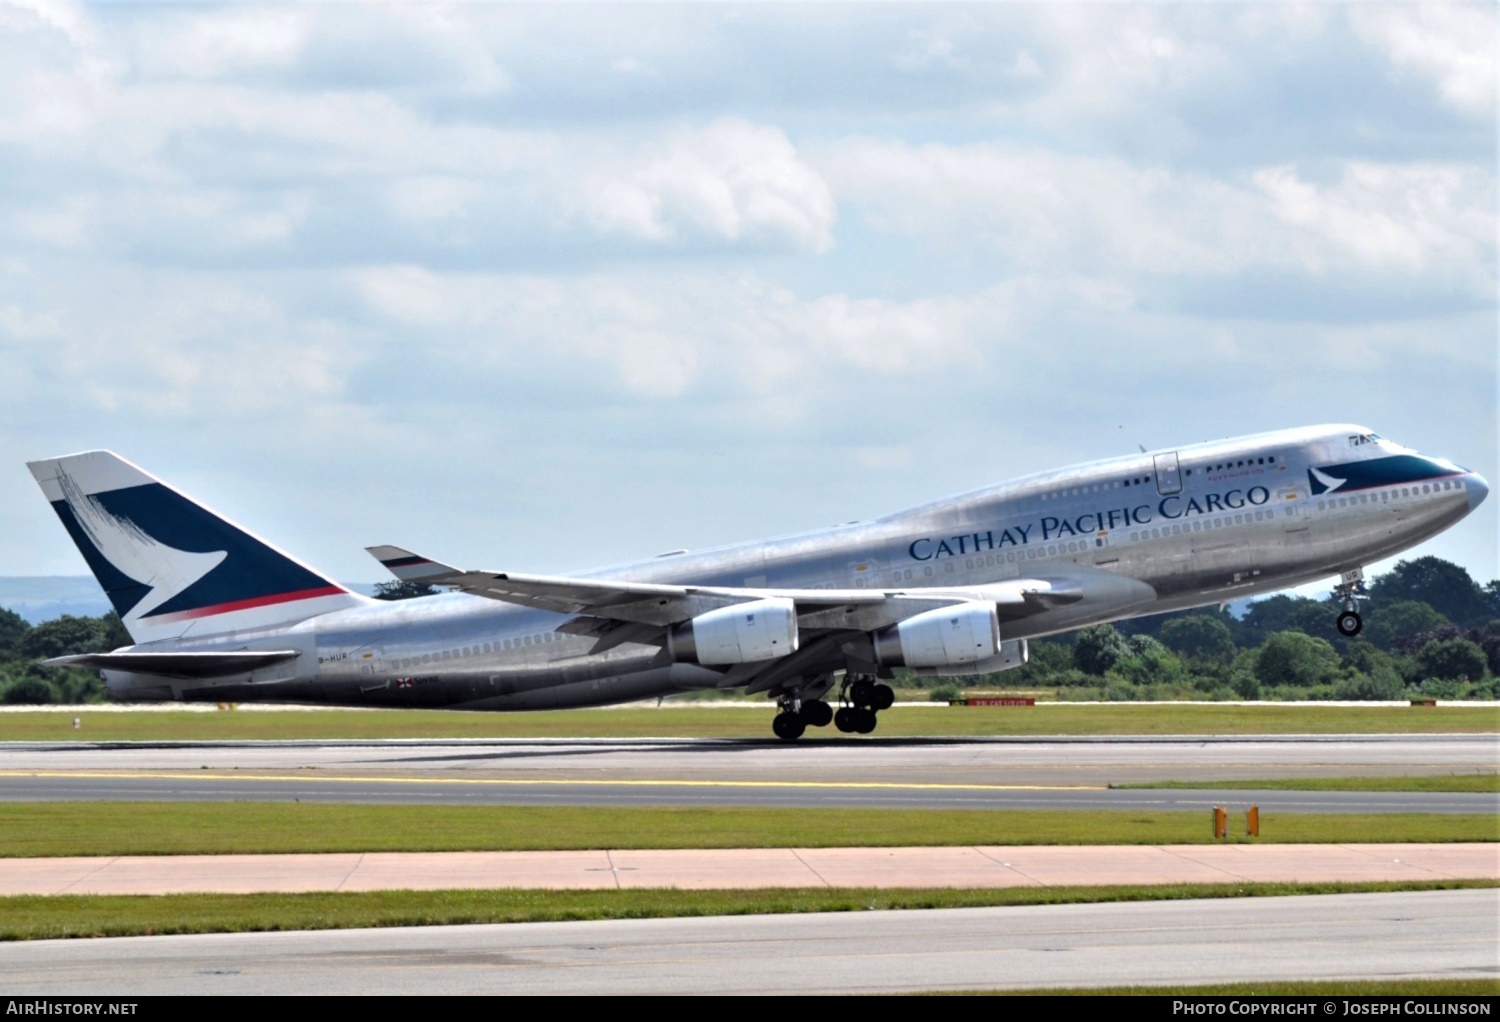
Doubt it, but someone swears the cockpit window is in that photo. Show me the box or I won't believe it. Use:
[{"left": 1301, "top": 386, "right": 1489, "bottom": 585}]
[{"left": 1348, "top": 433, "right": 1381, "bottom": 447}]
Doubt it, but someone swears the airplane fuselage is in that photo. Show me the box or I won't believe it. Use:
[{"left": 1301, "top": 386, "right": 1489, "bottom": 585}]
[{"left": 98, "top": 424, "right": 1487, "bottom": 709}]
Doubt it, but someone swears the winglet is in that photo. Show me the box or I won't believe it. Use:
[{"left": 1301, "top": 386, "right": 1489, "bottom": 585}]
[{"left": 365, "top": 545, "right": 459, "bottom": 583}]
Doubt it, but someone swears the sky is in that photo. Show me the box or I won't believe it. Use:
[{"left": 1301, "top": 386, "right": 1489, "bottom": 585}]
[{"left": 0, "top": 1, "right": 1495, "bottom": 590}]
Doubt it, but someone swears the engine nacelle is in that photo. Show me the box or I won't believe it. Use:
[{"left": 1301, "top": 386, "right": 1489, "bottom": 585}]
[
  {"left": 874, "top": 602, "right": 999, "bottom": 668},
  {"left": 923, "top": 639, "right": 1028, "bottom": 677},
  {"left": 668, "top": 597, "right": 799, "bottom": 665}
]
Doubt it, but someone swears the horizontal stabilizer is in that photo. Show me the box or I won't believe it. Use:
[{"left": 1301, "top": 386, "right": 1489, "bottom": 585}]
[
  {"left": 43, "top": 650, "right": 301, "bottom": 680},
  {"left": 365, "top": 545, "right": 458, "bottom": 583}
]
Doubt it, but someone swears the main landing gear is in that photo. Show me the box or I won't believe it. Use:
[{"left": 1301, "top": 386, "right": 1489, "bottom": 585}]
[
  {"left": 833, "top": 675, "right": 894, "bottom": 736},
  {"left": 1333, "top": 569, "right": 1366, "bottom": 638},
  {"left": 770, "top": 675, "right": 893, "bottom": 740},
  {"left": 772, "top": 695, "right": 834, "bottom": 741}
]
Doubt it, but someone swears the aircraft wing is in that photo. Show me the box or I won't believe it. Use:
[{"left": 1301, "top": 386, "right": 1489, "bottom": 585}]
[{"left": 364, "top": 545, "right": 1075, "bottom": 629}]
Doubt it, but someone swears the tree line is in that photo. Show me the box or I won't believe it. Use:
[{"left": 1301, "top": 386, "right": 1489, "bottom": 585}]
[
  {"left": 931, "top": 556, "right": 1500, "bottom": 701},
  {"left": 1, "top": 556, "right": 1496, "bottom": 704}
]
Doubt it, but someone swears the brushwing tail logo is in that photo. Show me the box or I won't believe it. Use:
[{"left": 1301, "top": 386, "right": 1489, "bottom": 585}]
[
  {"left": 1307, "top": 466, "right": 1346, "bottom": 496},
  {"left": 57, "top": 469, "right": 226, "bottom": 619}
]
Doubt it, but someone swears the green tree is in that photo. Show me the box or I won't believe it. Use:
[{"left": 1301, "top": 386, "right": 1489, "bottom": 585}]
[
  {"left": 1160, "top": 615, "right": 1237, "bottom": 663},
  {"left": 0, "top": 607, "right": 29, "bottom": 658},
  {"left": 372, "top": 580, "right": 439, "bottom": 601},
  {"left": 1362, "top": 600, "right": 1448, "bottom": 651},
  {"left": 99, "top": 611, "right": 132, "bottom": 650},
  {"left": 1416, "top": 638, "right": 1489, "bottom": 682},
  {"left": 1334, "top": 668, "right": 1404, "bottom": 700},
  {"left": 18, "top": 616, "right": 107, "bottom": 660},
  {"left": 1125, "top": 634, "right": 1166, "bottom": 658},
  {"left": 1, "top": 673, "right": 54, "bottom": 704},
  {"left": 1073, "top": 624, "right": 1132, "bottom": 676},
  {"left": 1109, "top": 645, "right": 1187, "bottom": 688},
  {"left": 1011, "top": 639, "right": 1073, "bottom": 685},
  {"left": 1254, "top": 632, "right": 1339, "bottom": 688},
  {"left": 1368, "top": 557, "right": 1490, "bottom": 626},
  {"left": 1484, "top": 581, "right": 1500, "bottom": 620},
  {"left": 1239, "top": 595, "right": 1342, "bottom": 648}
]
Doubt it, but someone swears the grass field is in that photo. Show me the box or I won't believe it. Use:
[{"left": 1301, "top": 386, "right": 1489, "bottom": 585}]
[
  {"left": 1116, "top": 774, "right": 1500, "bottom": 793},
  {"left": 2, "top": 703, "right": 1496, "bottom": 741},
  {"left": 0, "top": 802, "right": 1493, "bottom": 857},
  {"left": 961, "top": 978, "right": 1500, "bottom": 996},
  {"left": 1, "top": 879, "right": 1490, "bottom": 942}
]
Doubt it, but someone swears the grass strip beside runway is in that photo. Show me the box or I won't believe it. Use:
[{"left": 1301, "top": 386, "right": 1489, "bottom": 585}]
[
  {"left": 0, "top": 803, "right": 1493, "bottom": 857},
  {"left": 0, "top": 880, "right": 1491, "bottom": 942},
  {"left": 953, "top": 978, "right": 1500, "bottom": 996},
  {"left": 3, "top": 703, "right": 1496, "bottom": 741},
  {"left": 1115, "top": 774, "right": 1500, "bottom": 793}
]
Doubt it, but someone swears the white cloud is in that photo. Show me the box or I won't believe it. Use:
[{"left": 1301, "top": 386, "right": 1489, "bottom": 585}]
[
  {"left": 1254, "top": 162, "right": 1494, "bottom": 276},
  {"left": 129, "top": 8, "right": 307, "bottom": 80},
  {"left": 812, "top": 138, "right": 1495, "bottom": 301},
  {"left": 583, "top": 120, "right": 834, "bottom": 252},
  {"left": 1350, "top": 4, "right": 1497, "bottom": 116},
  {"left": 349, "top": 266, "right": 975, "bottom": 401},
  {"left": 0, "top": 2, "right": 1491, "bottom": 583}
]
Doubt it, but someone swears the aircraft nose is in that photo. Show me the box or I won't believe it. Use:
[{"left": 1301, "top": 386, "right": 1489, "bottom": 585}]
[{"left": 1467, "top": 472, "right": 1489, "bottom": 512}]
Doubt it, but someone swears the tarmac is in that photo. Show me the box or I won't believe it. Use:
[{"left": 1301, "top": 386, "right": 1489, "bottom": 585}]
[
  {"left": 3, "top": 842, "right": 1494, "bottom": 896},
  {"left": 1, "top": 733, "right": 1494, "bottom": 787},
  {"left": 1, "top": 770, "right": 1493, "bottom": 813},
  {"left": 1, "top": 889, "right": 1493, "bottom": 994}
]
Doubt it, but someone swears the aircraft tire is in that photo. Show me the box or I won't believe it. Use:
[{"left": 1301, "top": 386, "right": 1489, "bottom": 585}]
[
  {"left": 834, "top": 707, "right": 859, "bottom": 733},
  {"left": 1336, "top": 611, "right": 1363, "bottom": 637},
  {"left": 853, "top": 708, "right": 877, "bottom": 734},
  {"left": 871, "top": 684, "right": 895, "bottom": 711},
  {"left": 801, "top": 700, "right": 833, "bottom": 727},
  {"left": 850, "top": 678, "right": 876, "bottom": 707},
  {"left": 772, "top": 711, "right": 806, "bottom": 741}
]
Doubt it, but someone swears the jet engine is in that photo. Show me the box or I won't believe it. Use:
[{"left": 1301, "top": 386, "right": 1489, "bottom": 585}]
[
  {"left": 873, "top": 602, "right": 999, "bottom": 668},
  {"left": 667, "top": 597, "right": 799, "bottom": 665},
  {"left": 924, "top": 639, "right": 1028, "bottom": 677}
]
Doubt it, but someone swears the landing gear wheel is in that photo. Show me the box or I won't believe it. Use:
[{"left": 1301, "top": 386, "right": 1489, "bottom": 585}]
[
  {"left": 1337, "top": 611, "right": 1363, "bottom": 637},
  {"left": 772, "top": 711, "right": 806, "bottom": 741},
  {"left": 800, "top": 700, "right": 833, "bottom": 728},
  {"left": 853, "top": 708, "right": 878, "bottom": 734},
  {"left": 834, "top": 707, "right": 859, "bottom": 733},
  {"left": 850, "top": 678, "right": 876, "bottom": 707},
  {"left": 871, "top": 683, "right": 895, "bottom": 711}
]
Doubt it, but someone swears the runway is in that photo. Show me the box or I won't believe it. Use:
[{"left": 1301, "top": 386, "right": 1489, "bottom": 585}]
[
  {"left": 1, "top": 770, "right": 1494, "bottom": 813},
  {"left": 0, "top": 734, "right": 1493, "bottom": 812},
  {"left": 1, "top": 733, "right": 1494, "bottom": 785},
  {"left": 1, "top": 889, "right": 1492, "bottom": 994},
  {"left": 2, "top": 843, "right": 1494, "bottom": 896}
]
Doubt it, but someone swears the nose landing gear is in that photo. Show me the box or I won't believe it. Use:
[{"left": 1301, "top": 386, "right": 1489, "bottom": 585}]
[{"left": 1333, "top": 569, "right": 1366, "bottom": 637}]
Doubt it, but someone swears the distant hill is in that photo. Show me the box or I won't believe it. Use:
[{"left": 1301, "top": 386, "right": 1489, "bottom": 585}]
[
  {"left": 0, "top": 577, "right": 380, "bottom": 624},
  {"left": 0, "top": 577, "right": 112, "bottom": 624}
]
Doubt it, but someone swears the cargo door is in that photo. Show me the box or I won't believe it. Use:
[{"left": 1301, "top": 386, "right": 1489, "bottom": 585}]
[
  {"left": 1282, "top": 486, "right": 1311, "bottom": 547},
  {"left": 1153, "top": 452, "right": 1182, "bottom": 495}
]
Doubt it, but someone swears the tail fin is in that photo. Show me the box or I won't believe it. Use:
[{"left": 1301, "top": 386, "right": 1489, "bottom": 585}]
[{"left": 27, "top": 451, "right": 366, "bottom": 643}]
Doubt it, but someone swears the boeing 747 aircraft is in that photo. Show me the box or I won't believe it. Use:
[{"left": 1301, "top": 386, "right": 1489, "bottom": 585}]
[{"left": 29, "top": 425, "right": 1488, "bottom": 738}]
